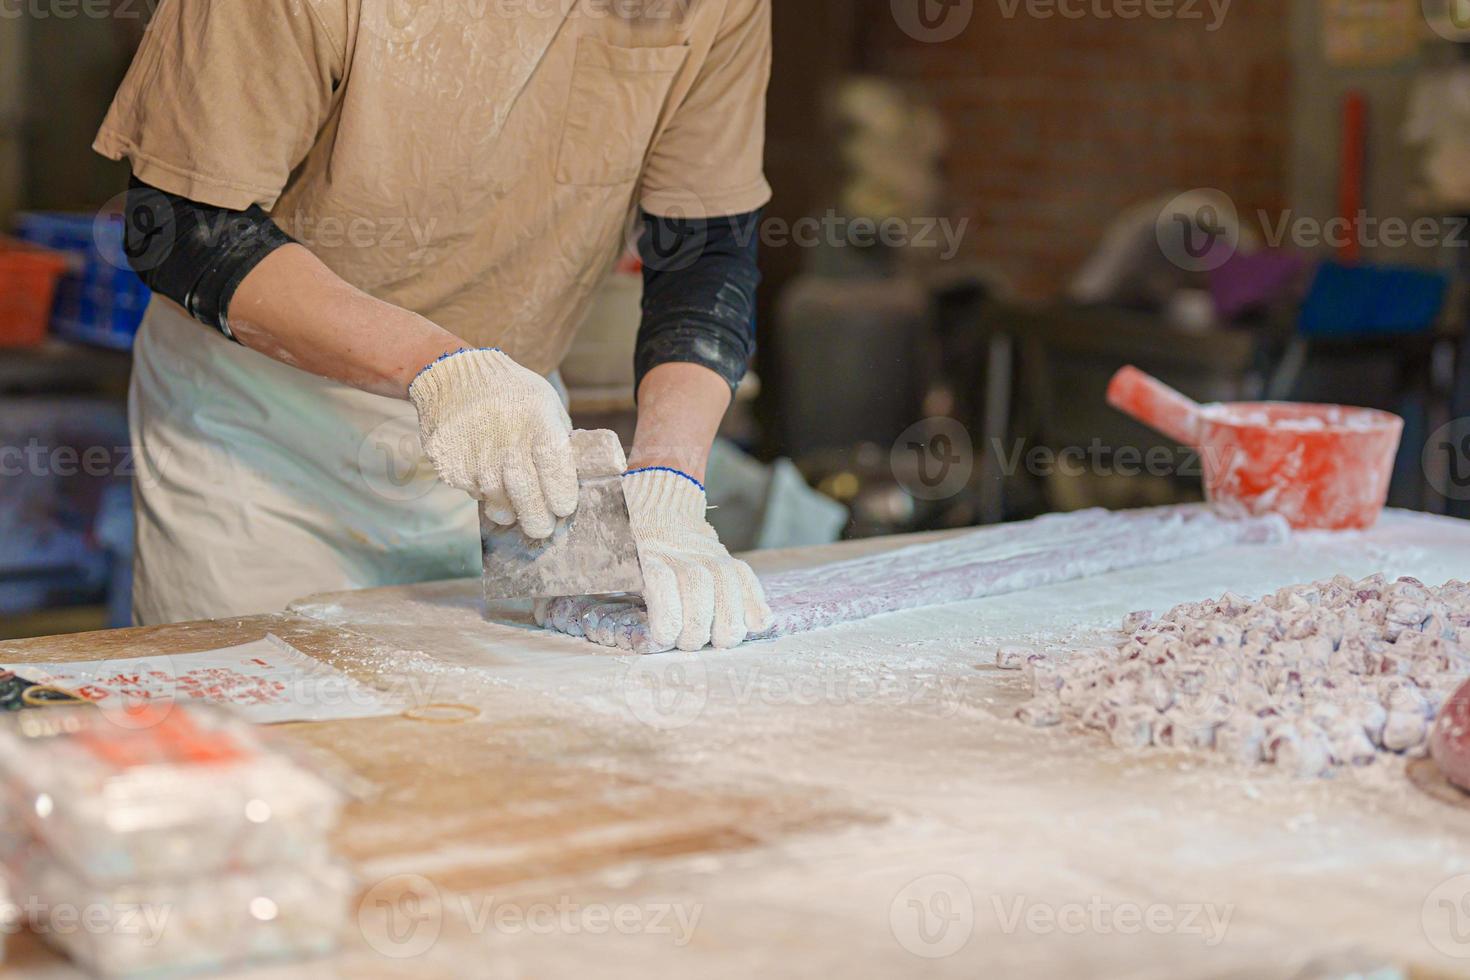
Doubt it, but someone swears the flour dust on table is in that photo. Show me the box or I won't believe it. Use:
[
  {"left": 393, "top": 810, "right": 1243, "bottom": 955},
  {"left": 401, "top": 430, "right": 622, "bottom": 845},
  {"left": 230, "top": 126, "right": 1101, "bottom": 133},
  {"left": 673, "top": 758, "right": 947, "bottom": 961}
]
[{"left": 1012, "top": 574, "right": 1470, "bottom": 777}]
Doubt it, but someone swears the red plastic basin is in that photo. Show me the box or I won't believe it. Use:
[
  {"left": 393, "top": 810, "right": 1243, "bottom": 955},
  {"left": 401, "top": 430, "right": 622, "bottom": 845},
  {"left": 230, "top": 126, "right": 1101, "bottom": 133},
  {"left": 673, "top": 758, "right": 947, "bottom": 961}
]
[{"left": 1196, "top": 401, "right": 1403, "bottom": 531}]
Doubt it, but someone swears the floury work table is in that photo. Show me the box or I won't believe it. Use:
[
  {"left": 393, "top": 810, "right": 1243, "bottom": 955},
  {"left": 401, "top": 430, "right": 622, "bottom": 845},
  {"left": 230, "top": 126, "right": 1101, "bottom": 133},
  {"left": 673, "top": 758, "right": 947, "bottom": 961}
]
[{"left": 3, "top": 512, "right": 1470, "bottom": 978}]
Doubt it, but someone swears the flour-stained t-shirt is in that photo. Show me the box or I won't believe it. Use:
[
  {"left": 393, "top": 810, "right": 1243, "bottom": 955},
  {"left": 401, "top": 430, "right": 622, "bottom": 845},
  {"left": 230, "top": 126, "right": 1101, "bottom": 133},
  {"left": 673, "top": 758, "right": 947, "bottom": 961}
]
[{"left": 94, "top": 0, "right": 773, "bottom": 374}]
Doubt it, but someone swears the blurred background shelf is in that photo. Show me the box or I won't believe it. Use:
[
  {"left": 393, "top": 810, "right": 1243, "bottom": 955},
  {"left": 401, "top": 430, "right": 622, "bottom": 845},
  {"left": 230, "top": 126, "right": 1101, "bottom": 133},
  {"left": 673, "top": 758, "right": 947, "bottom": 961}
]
[
  {"left": 0, "top": 339, "right": 130, "bottom": 395},
  {"left": 3, "top": 0, "right": 1470, "bottom": 633}
]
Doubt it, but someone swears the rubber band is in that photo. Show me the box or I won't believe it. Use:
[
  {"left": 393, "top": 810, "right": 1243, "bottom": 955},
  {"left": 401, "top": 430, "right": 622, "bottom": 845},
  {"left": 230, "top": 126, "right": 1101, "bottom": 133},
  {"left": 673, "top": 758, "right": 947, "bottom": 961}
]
[
  {"left": 402, "top": 702, "right": 481, "bottom": 724},
  {"left": 21, "top": 685, "right": 88, "bottom": 708}
]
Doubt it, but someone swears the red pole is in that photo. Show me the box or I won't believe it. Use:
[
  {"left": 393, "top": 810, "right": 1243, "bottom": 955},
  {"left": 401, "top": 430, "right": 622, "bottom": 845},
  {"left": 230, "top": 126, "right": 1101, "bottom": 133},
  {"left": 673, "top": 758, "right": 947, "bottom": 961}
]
[{"left": 1338, "top": 90, "right": 1367, "bottom": 265}]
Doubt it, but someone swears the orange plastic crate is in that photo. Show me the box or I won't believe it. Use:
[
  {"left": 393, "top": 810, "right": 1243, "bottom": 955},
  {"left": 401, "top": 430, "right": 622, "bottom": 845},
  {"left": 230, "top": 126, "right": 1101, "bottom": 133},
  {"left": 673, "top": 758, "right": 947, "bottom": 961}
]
[{"left": 0, "top": 237, "right": 69, "bottom": 348}]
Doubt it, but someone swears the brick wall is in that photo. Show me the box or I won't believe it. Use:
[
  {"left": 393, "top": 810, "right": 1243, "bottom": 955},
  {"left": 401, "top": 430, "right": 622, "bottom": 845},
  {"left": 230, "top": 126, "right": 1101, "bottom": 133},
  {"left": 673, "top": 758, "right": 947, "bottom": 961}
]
[{"left": 857, "top": 0, "right": 1292, "bottom": 299}]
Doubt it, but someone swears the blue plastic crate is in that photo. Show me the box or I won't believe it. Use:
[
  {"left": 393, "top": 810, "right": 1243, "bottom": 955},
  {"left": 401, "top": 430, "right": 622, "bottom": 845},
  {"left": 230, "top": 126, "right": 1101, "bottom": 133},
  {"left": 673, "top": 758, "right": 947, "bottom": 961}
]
[
  {"left": 13, "top": 211, "right": 151, "bottom": 350},
  {"left": 1298, "top": 261, "right": 1448, "bottom": 339}
]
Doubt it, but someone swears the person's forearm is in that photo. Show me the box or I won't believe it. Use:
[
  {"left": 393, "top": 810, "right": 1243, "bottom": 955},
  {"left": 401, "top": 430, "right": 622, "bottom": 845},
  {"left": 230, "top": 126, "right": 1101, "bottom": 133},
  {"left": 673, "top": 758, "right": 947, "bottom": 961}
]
[
  {"left": 627, "top": 362, "right": 733, "bottom": 484},
  {"left": 226, "top": 243, "right": 468, "bottom": 399}
]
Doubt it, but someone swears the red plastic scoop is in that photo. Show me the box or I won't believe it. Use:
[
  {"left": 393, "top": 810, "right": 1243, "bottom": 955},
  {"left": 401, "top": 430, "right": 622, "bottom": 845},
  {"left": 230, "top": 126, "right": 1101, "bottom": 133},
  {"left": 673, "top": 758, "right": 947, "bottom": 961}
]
[{"left": 1107, "top": 366, "right": 1404, "bottom": 531}]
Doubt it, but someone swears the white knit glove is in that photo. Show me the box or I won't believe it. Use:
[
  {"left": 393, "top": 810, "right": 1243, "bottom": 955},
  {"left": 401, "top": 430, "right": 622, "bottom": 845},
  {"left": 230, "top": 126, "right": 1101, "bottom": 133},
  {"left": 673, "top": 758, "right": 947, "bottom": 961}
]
[
  {"left": 408, "top": 349, "right": 576, "bottom": 539},
  {"left": 623, "top": 467, "right": 774, "bottom": 651}
]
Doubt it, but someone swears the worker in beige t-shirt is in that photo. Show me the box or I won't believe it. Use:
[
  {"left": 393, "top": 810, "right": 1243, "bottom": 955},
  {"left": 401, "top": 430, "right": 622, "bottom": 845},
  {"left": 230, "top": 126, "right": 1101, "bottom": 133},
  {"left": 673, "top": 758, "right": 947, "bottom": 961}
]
[{"left": 93, "top": 0, "right": 775, "bottom": 652}]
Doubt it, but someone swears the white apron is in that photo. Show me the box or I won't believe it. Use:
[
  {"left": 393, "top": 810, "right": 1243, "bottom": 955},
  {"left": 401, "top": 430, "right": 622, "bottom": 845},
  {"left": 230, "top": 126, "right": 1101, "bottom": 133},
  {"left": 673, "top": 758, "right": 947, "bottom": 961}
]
[{"left": 129, "top": 298, "right": 483, "bottom": 625}]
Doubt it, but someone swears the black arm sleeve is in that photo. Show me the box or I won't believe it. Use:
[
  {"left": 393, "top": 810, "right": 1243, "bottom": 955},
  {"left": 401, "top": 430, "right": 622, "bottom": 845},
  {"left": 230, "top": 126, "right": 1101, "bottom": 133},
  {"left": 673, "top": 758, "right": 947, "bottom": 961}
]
[
  {"left": 635, "top": 209, "right": 761, "bottom": 397},
  {"left": 122, "top": 176, "right": 296, "bottom": 340}
]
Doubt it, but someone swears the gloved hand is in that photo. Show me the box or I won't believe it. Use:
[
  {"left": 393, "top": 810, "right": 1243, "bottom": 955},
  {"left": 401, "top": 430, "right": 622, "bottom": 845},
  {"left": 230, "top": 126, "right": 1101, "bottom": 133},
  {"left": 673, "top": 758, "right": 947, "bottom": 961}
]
[
  {"left": 408, "top": 348, "right": 576, "bottom": 539},
  {"left": 622, "top": 467, "right": 773, "bottom": 651}
]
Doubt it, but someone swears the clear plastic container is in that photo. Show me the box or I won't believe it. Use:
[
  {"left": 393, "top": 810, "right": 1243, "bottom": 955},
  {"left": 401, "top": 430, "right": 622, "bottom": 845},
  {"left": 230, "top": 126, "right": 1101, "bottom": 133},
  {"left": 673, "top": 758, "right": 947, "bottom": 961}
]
[
  {"left": 0, "top": 705, "right": 343, "bottom": 883},
  {"left": 10, "top": 848, "right": 352, "bottom": 977}
]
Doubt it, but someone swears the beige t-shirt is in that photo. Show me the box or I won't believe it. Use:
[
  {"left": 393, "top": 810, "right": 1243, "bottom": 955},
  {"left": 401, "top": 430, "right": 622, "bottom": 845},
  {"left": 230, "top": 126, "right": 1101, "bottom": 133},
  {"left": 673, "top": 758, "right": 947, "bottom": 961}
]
[{"left": 94, "top": 0, "right": 772, "bottom": 375}]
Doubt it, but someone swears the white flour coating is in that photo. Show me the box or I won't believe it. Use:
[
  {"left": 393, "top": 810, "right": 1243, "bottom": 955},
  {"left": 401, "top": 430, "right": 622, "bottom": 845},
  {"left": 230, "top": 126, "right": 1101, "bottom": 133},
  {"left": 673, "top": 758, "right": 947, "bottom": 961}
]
[
  {"left": 540, "top": 506, "right": 1290, "bottom": 653},
  {"left": 1201, "top": 403, "right": 1384, "bottom": 431},
  {"left": 1012, "top": 574, "right": 1470, "bottom": 777}
]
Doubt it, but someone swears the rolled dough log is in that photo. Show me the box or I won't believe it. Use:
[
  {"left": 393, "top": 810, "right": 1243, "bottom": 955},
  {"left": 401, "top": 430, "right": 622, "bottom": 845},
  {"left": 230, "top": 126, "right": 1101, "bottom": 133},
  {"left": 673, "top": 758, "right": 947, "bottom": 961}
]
[{"left": 537, "top": 506, "right": 1290, "bottom": 654}]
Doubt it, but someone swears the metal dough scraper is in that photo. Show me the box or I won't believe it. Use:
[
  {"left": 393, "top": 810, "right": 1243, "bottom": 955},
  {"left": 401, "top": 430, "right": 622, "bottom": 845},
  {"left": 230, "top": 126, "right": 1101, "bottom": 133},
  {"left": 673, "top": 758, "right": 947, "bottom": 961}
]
[{"left": 480, "top": 429, "right": 645, "bottom": 601}]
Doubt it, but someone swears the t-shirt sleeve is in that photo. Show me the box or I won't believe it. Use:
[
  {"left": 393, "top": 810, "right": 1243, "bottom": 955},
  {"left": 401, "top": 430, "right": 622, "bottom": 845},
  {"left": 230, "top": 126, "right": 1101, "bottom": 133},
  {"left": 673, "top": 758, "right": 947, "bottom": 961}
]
[
  {"left": 93, "top": 0, "right": 346, "bottom": 211},
  {"left": 640, "top": 0, "right": 772, "bottom": 219}
]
